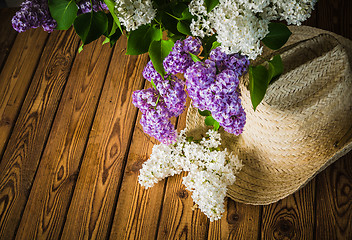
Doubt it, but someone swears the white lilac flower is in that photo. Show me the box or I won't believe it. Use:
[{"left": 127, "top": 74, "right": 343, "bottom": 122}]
[
  {"left": 189, "top": 0, "right": 214, "bottom": 38},
  {"left": 114, "top": 0, "right": 156, "bottom": 31},
  {"left": 208, "top": 1, "right": 270, "bottom": 59},
  {"left": 138, "top": 129, "right": 243, "bottom": 221},
  {"left": 271, "top": 0, "right": 317, "bottom": 25},
  {"left": 188, "top": 0, "right": 317, "bottom": 59}
]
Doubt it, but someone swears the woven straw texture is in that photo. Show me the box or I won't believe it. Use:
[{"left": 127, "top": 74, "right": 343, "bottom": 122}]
[{"left": 185, "top": 26, "right": 352, "bottom": 205}]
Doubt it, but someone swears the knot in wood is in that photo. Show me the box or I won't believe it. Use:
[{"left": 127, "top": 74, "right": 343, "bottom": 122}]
[
  {"left": 275, "top": 218, "right": 294, "bottom": 238},
  {"left": 177, "top": 189, "right": 188, "bottom": 199},
  {"left": 342, "top": 184, "right": 351, "bottom": 197},
  {"left": 131, "top": 160, "right": 144, "bottom": 173},
  {"left": 227, "top": 213, "right": 240, "bottom": 224}
]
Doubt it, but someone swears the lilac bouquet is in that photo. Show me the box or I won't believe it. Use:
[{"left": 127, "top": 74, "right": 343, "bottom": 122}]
[{"left": 12, "top": 0, "right": 317, "bottom": 221}]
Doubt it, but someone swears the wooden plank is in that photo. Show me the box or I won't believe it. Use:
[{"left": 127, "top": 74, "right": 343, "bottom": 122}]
[
  {"left": 208, "top": 200, "right": 261, "bottom": 240},
  {"left": 0, "top": 28, "right": 48, "bottom": 158},
  {"left": 60, "top": 35, "right": 148, "bottom": 239},
  {"left": 14, "top": 38, "right": 113, "bottom": 240},
  {"left": 0, "top": 8, "right": 18, "bottom": 71},
  {"left": 261, "top": 181, "right": 315, "bottom": 240},
  {"left": 315, "top": 154, "right": 352, "bottom": 239},
  {"left": 109, "top": 81, "right": 175, "bottom": 240},
  {"left": 156, "top": 99, "right": 210, "bottom": 240},
  {"left": 317, "top": 0, "right": 352, "bottom": 39},
  {"left": 0, "top": 28, "right": 79, "bottom": 240},
  {"left": 314, "top": 0, "right": 352, "bottom": 239}
]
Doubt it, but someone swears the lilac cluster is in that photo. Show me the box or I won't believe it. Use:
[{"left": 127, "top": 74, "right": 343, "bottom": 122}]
[
  {"left": 134, "top": 60, "right": 188, "bottom": 144},
  {"left": 132, "top": 88, "right": 177, "bottom": 145},
  {"left": 134, "top": 38, "right": 202, "bottom": 143},
  {"left": 12, "top": 0, "right": 57, "bottom": 33},
  {"left": 163, "top": 36, "right": 201, "bottom": 75},
  {"left": 143, "top": 61, "right": 187, "bottom": 116},
  {"left": 77, "top": 0, "right": 109, "bottom": 14},
  {"left": 185, "top": 47, "right": 249, "bottom": 135},
  {"left": 209, "top": 47, "right": 250, "bottom": 74}
]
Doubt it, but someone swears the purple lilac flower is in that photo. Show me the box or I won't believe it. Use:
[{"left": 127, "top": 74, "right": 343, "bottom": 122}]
[
  {"left": 184, "top": 60, "right": 216, "bottom": 110},
  {"left": 183, "top": 36, "right": 202, "bottom": 55},
  {"left": 185, "top": 47, "right": 249, "bottom": 135},
  {"left": 223, "top": 53, "right": 250, "bottom": 75},
  {"left": 213, "top": 69, "right": 239, "bottom": 95},
  {"left": 210, "top": 47, "right": 250, "bottom": 74},
  {"left": 140, "top": 111, "right": 177, "bottom": 145},
  {"left": 142, "top": 61, "right": 187, "bottom": 117},
  {"left": 132, "top": 88, "right": 177, "bottom": 144},
  {"left": 142, "top": 60, "right": 163, "bottom": 84},
  {"left": 209, "top": 47, "right": 227, "bottom": 63},
  {"left": 132, "top": 88, "right": 159, "bottom": 114},
  {"left": 163, "top": 36, "right": 202, "bottom": 75},
  {"left": 12, "top": 0, "right": 57, "bottom": 33},
  {"left": 163, "top": 52, "right": 193, "bottom": 75},
  {"left": 156, "top": 75, "right": 187, "bottom": 116},
  {"left": 77, "top": 0, "right": 109, "bottom": 14}
]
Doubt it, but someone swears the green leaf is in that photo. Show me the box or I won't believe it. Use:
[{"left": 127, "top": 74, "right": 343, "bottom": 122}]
[
  {"left": 173, "top": 3, "right": 187, "bottom": 19},
  {"left": 109, "top": 30, "right": 122, "bottom": 46},
  {"left": 127, "top": 25, "right": 162, "bottom": 55},
  {"left": 102, "top": 37, "right": 110, "bottom": 45},
  {"left": 189, "top": 52, "right": 201, "bottom": 62},
  {"left": 177, "top": 20, "right": 191, "bottom": 36},
  {"left": 211, "top": 41, "right": 221, "bottom": 50},
  {"left": 48, "top": 0, "right": 78, "bottom": 30},
  {"left": 198, "top": 109, "right": 211, "bottom": 116},
  {"left": 262, "top": 22, "right": 292, "bottom": 50},
  {"left": 249, "top": 65, "right": 269, "bottom": 111},
  {"left": 161, "top": 12, "right": 184, "bottom": 36},
  {"left": 78, "top": 44, "right": 84, "bottom": 53},
  {"left": 104, "top": 13, "right": 116, "bottom": 37},
  {"left": 200, "top": 35, "right": 217, "bottom": 58},
  {"left": 102, "top": 13, "right": 122, "bottom": 46},
  {"left": 204, "top": 0, "right": 219, "bottom": 13},
  {"left": 167, "top": 32, "right": 184, "bottom": 42},
  {"left": 213, "top": 121, "right": 220, "bottom": 131},
  {"left": 104, "top": 0, "right": 122, "bottom": 33},
  {"left": 205, "top": 116, "right": 216, "bottom": 126},
  {"left": 74, "top": 11, "right": 108, "bottom": 46},
  {"left": 268, "top": 54, "right": 283, "bottom": 82},
  {"left": 181, "top": 9, "right": 193, "bottom": 20},
  {"left": 149, "top": 39, "right": 174, "bottom": 77},
  {"left": 151, "top": 79, "right": 157, "bottom": 90}
]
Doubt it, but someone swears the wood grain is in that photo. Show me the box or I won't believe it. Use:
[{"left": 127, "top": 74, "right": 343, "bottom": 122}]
[
  {"left": 314, "top": 1, "right": 352, "bottom": 238},
  {"left": 0, "top": 29, "right": 48, "bottom": 159},
  {"left": 261, "top": 181, "right": 315, "bottom": 240},
  {"left": 60, "top": 35, "right": 148, "bottom": 240},
  {"left": 0, "top": 8, "right": 17, "bottom": 72},
  {"left": 208, "top": 199, "right": 261, "bottom": 240},
  {"left": 156, "top": 172, "right": 209, "bottom": 240},
  {"left": 14, "top": 38, "right": 113, "bottom": 240},
  {"left": 109, "top": 81, "right": 174, "bottom": 240},
  {"left": 0, "top": 28, "right": 79, "bottom": 240},
  {"left": 315, "top": 154, "right": 352, "bottom": 239},
  {"left": 317, "top": 0, "right": 352, "bottom": 39},
  {"left": 156, "top": 99, "right": 210, "bottom": 240}
]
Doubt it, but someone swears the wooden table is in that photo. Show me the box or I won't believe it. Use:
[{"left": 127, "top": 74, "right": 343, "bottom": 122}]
[{"left": 0, "top": 1, "right": 351, "bottom": 239}]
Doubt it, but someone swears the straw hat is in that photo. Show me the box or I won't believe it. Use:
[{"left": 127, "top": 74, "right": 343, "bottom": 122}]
[{"left": 185, "top": 26, "right": 352, "bottom": 205}]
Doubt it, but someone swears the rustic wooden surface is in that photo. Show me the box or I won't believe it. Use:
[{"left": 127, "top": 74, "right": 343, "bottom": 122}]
[{"left": 0, "top": 1, "right": 351, "bottom": 239}]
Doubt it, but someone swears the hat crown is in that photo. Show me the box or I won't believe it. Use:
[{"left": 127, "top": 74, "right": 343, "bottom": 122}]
[{"left": 239, "top": 33, "right": 352, "bottom": 165}]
